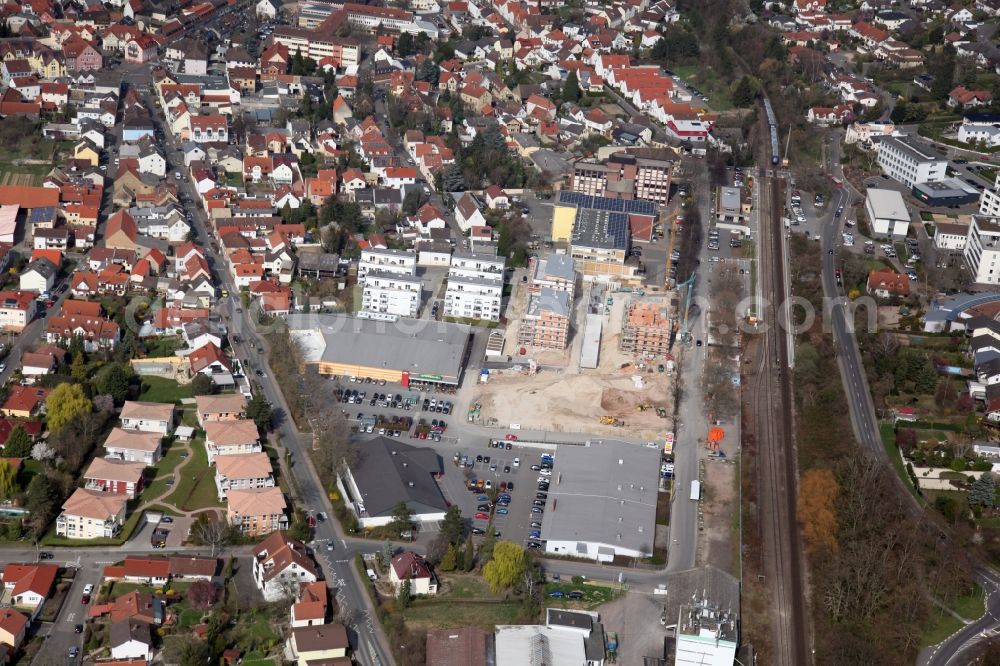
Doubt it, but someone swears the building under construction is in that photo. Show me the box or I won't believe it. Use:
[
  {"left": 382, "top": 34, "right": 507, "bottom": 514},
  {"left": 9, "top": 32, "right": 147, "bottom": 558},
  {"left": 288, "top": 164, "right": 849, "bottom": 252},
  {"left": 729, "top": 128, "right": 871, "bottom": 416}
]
[
  {"left": 518, "top": 288, "right": 571, "bottom": 349},
  {"left": 619, "top": 300, "right": 671, "bottom": 357}
]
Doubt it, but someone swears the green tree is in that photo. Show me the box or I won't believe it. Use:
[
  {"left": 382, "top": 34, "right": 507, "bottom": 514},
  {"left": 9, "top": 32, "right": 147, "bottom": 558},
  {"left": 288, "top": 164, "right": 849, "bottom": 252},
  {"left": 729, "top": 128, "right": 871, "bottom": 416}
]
[
  {"left": 562, "top": 70, "right": 581, "bottom": 104},
  {"left": 442, "top": 163, "right": 465, "bottom": 192},
  {"left": 3, "top": 425, "right": 31, "bottom": 458},
  {"left": 969, "top": 472, "right": 997, "bottom": 508},
  {"left": 46, "top": 383, "right": 92, "bottom": 433},
  {"left": 462, "top": 534, "right": 475, "bottom": 571},
  {"left": 731, "top": 76, "right": 758, "bottom": 108},
  {"left": 398, "top": 578, "right": 412, "bottom": 608},
  {"left": 0, "top": 461, "right": 15, "bottom": 500},
  {"left": 480, "top": 529, "right": 497, "bottom": 564},
  {"left": 96, "top": 364, "right": 131, "bottom": 403},
  {"left": 439, "top": 543, "right": 457, "bottom": 571},
  {"left": 389, "top": 501, "right": 413, "bottom": 535},
  {"left": 70, "top": 352, "right": 87, "bottom": 382},
  {"left": 24, "top": 474, "right": 57, "bottom": 535},
  {"left": 440, "top": 505, "right": 463, "bottom": 545},
  {"left": 482, "top": 541, "right": 526, "bottom": 594},
  {"left": 190, "top": 373, "right": 214, "bottom": 396},
  {"left": 397, "top": 32, "right": 414, "bottom": 57},
  {"left": 246, "top": 394, "right": 273, "bottom": 432}
]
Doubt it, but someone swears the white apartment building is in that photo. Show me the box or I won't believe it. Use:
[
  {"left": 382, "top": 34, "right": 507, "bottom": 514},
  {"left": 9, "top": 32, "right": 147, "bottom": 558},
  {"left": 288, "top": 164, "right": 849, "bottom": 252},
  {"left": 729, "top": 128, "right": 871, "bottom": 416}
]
[
  {"left": 980, "top": 173, "right": 1000, "bottom": 217},
  {"left": 448, "top": 252, "right": 505, "bottom": 279},
  {"left": 361, "top": 271, "right": 422, "bottom": 317},
  {"left": 444, "top": 275, "right": 503, "bottom": 322},
  {"left": 964, "top": 215, "right": 1000, "bottom": 285},
  {"left": 443, "top": 252, "right": 505, "bottom": 322},
  {"left": 358, "top": 248, "right": 417, "bottom": 279},
  {"left": 877, "top": 135, "right": 947, "bottom": 188}
]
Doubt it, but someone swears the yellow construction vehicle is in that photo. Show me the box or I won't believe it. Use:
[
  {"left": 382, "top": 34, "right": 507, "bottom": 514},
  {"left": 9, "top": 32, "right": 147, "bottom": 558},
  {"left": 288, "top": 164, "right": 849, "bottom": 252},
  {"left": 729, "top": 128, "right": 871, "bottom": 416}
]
[{"left": 599, "top": 415, "right": 616, "bottom": 425}]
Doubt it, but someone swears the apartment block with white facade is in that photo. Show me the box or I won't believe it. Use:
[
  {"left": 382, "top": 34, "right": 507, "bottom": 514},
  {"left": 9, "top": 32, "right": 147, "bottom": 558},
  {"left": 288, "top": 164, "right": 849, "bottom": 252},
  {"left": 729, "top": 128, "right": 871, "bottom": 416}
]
[
  {"left": 877, "top": 135, "right": 947, "bottom": 188},
  {"left": 980, "top": 173, "right": 1000, "bottom": 217},
  {"left": 361, "top": 271, "right": 422, "bottom": 317},
  {"left": 444, "top": 275, "right": 503, "bottom": 322},
  {"left": 964, "top": 215, "right": 1000, "bottom": 285},
  {"left": 357, "top": 248, "right": 417, "bottom": 279},
  {"left": 443, "top": 252, "right": 505, "bottom": 323}
]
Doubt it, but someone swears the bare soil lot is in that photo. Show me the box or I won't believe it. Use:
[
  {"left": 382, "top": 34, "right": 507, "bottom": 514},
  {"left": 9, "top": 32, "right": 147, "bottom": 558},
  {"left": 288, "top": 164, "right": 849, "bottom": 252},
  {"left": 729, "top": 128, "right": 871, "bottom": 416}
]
[{"left": 700, "top": 458, "right": 738, "bottom": 575}]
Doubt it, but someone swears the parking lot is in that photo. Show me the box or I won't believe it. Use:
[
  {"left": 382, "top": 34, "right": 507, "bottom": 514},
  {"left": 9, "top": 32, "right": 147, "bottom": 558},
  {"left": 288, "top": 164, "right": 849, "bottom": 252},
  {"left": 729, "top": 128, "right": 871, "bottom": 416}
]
[
  {"left": 330, "top": 377, "right": 458, "bottom": 441},
  {"left": 435, "top": 439, "right": 556, "bottom": 548}
]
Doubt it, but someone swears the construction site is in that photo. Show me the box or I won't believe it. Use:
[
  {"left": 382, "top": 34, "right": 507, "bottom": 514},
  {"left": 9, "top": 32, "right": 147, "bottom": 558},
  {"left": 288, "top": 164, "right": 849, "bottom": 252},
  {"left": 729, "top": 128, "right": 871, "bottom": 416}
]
[{"left": 471, "top": 288, "right": 679, "bottom": 440}]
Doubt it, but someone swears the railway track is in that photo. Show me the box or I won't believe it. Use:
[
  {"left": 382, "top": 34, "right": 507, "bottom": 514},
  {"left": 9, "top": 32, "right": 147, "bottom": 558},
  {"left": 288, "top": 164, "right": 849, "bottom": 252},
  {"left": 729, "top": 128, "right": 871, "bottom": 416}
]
[{"left": 745, "top": 111, "right": 810, "bottom": 665}]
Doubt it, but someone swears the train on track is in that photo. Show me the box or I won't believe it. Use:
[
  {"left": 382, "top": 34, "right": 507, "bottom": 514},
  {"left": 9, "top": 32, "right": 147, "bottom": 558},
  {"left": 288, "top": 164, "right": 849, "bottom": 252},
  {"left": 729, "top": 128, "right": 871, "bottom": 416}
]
[{"left": 762, "top": 96, "right": 780, "bottom": 165}]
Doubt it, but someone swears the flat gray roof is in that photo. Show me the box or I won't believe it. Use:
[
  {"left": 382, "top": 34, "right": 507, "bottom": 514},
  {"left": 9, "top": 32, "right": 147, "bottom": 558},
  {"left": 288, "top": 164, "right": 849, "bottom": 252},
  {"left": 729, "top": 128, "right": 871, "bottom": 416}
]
[
  {"left": 540, "top": 253, "right": 576, "bottom": 282},
  {"left": 866, "top": 188, "right": 909, "bottom": 221},
  {"left": 540, "top": 440, "right": 659, "bottom": 554},
  {"left": 287, "top": 313, "right": 471, "bottom": 383},
  {"left": 883, "top": 134, "right": 943, "bottom": 164},
  {"left": 580, "top": 314, "right": 602, "bottom": 369}
]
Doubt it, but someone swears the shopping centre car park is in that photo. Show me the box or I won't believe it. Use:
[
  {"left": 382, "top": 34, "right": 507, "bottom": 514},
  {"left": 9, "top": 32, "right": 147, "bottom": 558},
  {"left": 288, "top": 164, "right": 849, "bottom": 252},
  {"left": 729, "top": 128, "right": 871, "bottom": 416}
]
[{"left": 435, "top": 441, "right": 556, "bottom": 547}]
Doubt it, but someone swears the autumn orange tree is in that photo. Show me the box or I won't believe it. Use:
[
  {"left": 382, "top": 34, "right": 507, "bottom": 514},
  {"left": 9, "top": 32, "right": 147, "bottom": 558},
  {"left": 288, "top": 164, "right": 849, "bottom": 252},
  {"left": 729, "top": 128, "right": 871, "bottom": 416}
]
[{"left": 798, "top": 468, "right": 840, "bottom": 555}]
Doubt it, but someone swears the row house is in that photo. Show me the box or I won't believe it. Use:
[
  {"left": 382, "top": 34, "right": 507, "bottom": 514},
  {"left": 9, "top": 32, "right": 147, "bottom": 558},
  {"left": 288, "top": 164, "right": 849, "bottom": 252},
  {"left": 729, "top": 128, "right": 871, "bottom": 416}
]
[{"left": 45, "top": 300, "right": 120, "bottom": 352}]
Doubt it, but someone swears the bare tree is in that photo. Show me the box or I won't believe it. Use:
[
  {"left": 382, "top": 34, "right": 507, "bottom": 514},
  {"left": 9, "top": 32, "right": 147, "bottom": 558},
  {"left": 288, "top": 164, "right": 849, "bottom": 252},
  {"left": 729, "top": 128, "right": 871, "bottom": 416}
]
[{"left": 192, "top": 518, "right": 231, "bottom": 557}]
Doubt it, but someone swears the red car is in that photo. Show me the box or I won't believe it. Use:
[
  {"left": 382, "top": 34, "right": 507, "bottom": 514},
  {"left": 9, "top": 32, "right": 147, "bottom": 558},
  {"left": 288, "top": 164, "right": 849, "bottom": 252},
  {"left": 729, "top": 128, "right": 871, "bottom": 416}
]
[
  {"left": 81, "top": 594, "right": 90, "bottom": 604},
  {"left": 505, "top": 434, "right": 518, "bottom": 441},
  {"left": 418, "top": 431, "right": 427, "bottom": 439},
  {"left": 475, "top": 512, "right": 489, "bottom": 520},
  {"left": 45, "top": 300, "right": 54, "bottom": 309}
]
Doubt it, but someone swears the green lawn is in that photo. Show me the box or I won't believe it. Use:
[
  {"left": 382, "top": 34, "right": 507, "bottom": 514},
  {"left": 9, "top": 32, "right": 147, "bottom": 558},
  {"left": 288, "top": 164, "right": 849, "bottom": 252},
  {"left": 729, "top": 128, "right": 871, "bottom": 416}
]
[
  {"left": 921, "top": 606, "right": 962, "bottom": 647},
  {"left": 139, "top": 377, "right": 194, "bottom": 404},
  {"left": 144, "top": 338, "right": 180, "bottom": 359},
  {"left": 444, "top": 575, "right": 495, "bottom": 599},
  {"left": 179, "top": 608, "right": 204, "bottom": 629},
  {"left": 544, "top": 582, "right": 618, "bottom": 608},
  {"left": 242, "top": 651, "right": 276, "bottom": 666},
  {"left": 920, "top": 585, "right": 985, "bottom": 646},
  {"left": 140, "top": 441, "right": 188, "bottom": 502},
  {"left": 401, "top": 599, "right": 523, "bottom": 630},
  {"left": 163, "top": 438, "right": 223, "bottom": 511},
  {"left": 670, "top": 65, "right": 733, "bottom": 111}
]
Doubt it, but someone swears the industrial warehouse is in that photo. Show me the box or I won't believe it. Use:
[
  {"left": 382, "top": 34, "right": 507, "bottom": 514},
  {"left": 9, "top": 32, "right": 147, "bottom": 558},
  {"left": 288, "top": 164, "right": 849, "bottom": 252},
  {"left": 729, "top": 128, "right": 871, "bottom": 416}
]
[{"left": 286, "top": 313, "right": 472, "bottom": 386}]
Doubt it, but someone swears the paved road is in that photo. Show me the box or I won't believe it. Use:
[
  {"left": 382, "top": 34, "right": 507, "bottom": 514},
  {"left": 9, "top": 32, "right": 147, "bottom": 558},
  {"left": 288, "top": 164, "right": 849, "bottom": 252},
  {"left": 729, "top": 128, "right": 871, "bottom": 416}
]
[
  {"left": 822, "top": 135, "right": 1000, "bottom": 666},
  {"left": 131, "top": 83, "right": 398, "bottom": 666}
]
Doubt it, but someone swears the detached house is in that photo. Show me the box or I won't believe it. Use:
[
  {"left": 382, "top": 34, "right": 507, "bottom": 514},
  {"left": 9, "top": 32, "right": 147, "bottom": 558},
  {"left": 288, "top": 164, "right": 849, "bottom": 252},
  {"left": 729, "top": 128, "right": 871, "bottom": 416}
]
[
  {"left": 252, "top": 531, "right": 318, "bottom": 601},
  {"left": 0, "top": 563, "right": 57, "bottom": 614},
  {"left": 867, "top": 269, "right": 911, "bottom": 299}
]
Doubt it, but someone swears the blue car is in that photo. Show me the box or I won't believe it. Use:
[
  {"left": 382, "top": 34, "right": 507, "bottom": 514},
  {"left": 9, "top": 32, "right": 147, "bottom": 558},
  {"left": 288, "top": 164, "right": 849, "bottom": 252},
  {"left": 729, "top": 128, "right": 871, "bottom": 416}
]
[
  {"left": 496, "top": 507, "right": 509, "bottom": 515},
  {"left": 499, "top": 494, "right": 511, "bottom": 501},
  {"left": 529, "top": 530, "right": 541, "bottom": 539},
  {"left": 548, "top": 590, "right": 564, "bottom": 598},
  {"left": 476, "top": 495, "right": 489, "bottom": 502}
]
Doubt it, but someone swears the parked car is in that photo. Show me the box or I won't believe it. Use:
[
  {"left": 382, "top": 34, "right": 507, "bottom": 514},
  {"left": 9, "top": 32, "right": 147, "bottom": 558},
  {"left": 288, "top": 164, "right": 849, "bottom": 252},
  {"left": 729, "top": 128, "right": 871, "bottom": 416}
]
[
  {"left": 475, "top": 512, "right": 489, "bottom": 520},
  {"left": 496, "top": 507, "right": 509, "bottom": 515}
]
